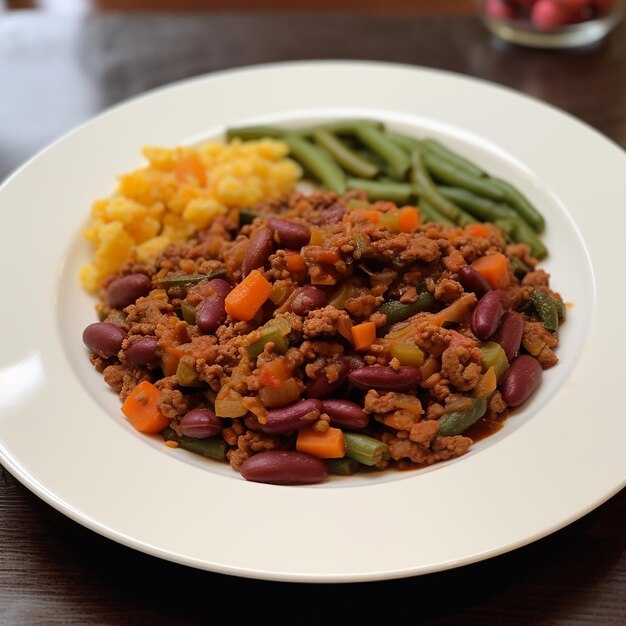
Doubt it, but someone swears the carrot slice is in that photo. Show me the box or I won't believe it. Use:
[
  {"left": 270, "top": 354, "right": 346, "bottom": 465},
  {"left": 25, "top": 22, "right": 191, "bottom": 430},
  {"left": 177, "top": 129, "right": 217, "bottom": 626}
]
[
  {"left": 285, "top": 251, "right": 306, "bottom": 273},
  {"left": 471, "top": 252, "right": 511, "bottom": 289},
  {"left": 351, "top": 321, "right": 377, "bottom": 350},
  {"left": 361, "top": 209, "right": 382, "bottom": 223},
  {"left": 465, "top": 223, "right": 492, "bottom": 239},
  {"left": 296, "top": 426, "right": 346, "bottom": 459},
  {"left": 260, "top": 357, "right": 292, "bottom": 389},
  {"left": 398, "top": 206, "right": 420, "bottom": 233},
  {"left": 121, "top": 380, "right": 170, "bottom": 434},
  {"left": 224, "top": 269, "right": 272, "bottom": 321},
  {"left": 175, "top": 152, "right": 206, "bottom": 185}
]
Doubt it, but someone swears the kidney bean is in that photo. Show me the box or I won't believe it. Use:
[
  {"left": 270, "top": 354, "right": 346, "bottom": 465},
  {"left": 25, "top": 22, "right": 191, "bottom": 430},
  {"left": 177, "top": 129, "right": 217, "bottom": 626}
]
[
  {"left": 207, "top": 278, "right": 232, "bottom": 298},
  {"left": 471, "top": 290, "right": 510, "bottom": 340},
  {"left": 292, "top": 285, "right": 328, "bottom": 316},
  {"left": 267, "top": 218, "right": 311, "bottom": 249},
  {"left": 491, "top": 310, "right": 524, "bottom": 361},
  {"left": 322, "top": 399, "right": 369, "bottom": 429},
  {"left": 125, "top": 336, "right": 159, "bottom": 366},
  {"left": 197, "top": 295, "right": 227, "bottom": 333},
  {"left": 501, "top": 355, "right": 543, "bottom": 407},
  {"left": 82, "top": 322, "right": 126, "bottom": 358},
  {"left": 180, "top": 408, "right": 222, "bottom": 438},
  {"left": 323, "top": 202, "right": 345, "bottom": 223},
  {"left": 260, "top": 399, "right": 323, "bottom": 434},
  {"left": 457, "top": 266, "right": 492, "bottom": 298},
  {"left": 107, "top": 273, "right": 152, "bottom": 309},
  {"left": 240, "top": 451, "right": 328, "bottom": 485},
  {"left": 242, "top": 227, "right": 274, "bottom": 276},
  {"left": 348, "top": 366, "right": 421, "bottom": 392}
]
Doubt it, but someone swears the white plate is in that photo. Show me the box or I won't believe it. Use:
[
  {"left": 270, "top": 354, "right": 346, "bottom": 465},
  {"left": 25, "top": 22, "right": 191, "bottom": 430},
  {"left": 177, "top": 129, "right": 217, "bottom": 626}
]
[{"left": 0, "top": 61, "right": 624, "bottom": 583}]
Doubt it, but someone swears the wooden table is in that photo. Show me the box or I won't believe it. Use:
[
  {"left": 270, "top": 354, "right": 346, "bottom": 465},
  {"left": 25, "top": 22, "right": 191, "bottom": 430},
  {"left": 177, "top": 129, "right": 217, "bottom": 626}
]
[{"left": 1, "top": 11, "right": 625, "bottom": 624}]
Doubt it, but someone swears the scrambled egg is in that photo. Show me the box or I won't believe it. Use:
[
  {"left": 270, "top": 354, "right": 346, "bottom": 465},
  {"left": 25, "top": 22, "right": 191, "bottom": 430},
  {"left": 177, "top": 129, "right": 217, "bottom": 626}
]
[{"left": 79, "top": 139, "right": 301, "bottom": 291}]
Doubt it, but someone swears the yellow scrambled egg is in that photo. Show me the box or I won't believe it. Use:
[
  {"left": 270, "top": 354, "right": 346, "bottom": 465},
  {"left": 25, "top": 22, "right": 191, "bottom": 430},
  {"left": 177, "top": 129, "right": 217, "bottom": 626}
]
[{"left": 79, "top": 139, "right": 301, "bottom": 291}]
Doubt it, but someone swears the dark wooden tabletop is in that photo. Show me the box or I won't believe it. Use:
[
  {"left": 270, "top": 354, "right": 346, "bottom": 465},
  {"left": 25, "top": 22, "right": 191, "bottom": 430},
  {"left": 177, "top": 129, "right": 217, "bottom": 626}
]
[{"left": 1, "top": 10, "right": 625, "bottom": 625}]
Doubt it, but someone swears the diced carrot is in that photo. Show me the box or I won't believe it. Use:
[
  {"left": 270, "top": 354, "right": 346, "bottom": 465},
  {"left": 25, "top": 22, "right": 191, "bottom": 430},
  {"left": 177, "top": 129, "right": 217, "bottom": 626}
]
[
  {"left": 471, "top": 252, "right": 511, "bottom": 289},
  {"left": 285, "top": 251, "right": 306, "bottom": 273},
  {"left": 465, "top": 223, "right": 492, "bottom": 239},
  {"left": 121, "top": 381, "right": 170, "bottom": 434},
  {"left": 260, "top": 357, "right": 292, "bottom": 389},
  {"left": 398, "top": 206, "right": 420, "bottom": 233},
  {"left": 351, "top": 321, "right": 377, "bottom": 350},
  {"left": 225, "top": 269, "right": 272, "bottom": 321},
  {"left": 175, "top": 152, "right": 206, "bottom": 185},
  {"left": 311, "top": 249, "right": 340, "bottom": 265},
  {"left": 296, "top": 426, "right": 346, "bottom": 459},
  {"left": 361, "top": 209, "right": 382, "bottom": 223}
]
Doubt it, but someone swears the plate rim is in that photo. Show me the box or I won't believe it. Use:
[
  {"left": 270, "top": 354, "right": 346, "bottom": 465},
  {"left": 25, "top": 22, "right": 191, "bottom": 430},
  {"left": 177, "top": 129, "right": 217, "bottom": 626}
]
[{"left": 1, "top": 59, "right": 625, "bottom": 583}]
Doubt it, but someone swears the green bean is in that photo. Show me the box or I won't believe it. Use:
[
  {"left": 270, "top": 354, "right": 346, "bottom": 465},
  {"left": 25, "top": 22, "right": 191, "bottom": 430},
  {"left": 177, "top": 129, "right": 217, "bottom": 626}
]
[
  {"left": 346, "top": 178, "right": 414, "bottom": 204},
  {"left": 245, "top": 325, "right": 289, "bottom": 359},
  {"left": 226, "top": 120, "right": 383, "bottom": 142},
  {"left": 226, "top": 126, "right": 285, "bottom": 141},
  {"left": 425, "top": 153, "right": 505, "bottom": 201},
  {"left": 437, "top": 397, "right": 487, "bottom": 437},
  {"left": 385, "top": 130, "right": 421, "bottom": 152},
  {"left": 417, "top": 199, "right": 455, "bottom": 226},
  {"left": 354, "top": 125, "right": 411, "bottom": 180},
  {"left": 344, "top": 432, "right": 390, "bottom": 467},
  {"left": 530, "top": 290, "right": 559, "bottom": 333},
  {"left": 456, "top": 207, "right": 479, "bottom": 227},
  {"left": 378, "top": 291, "right": 436, "bottom": 330},
  {"left": 493, "top": 217, "right": 518, "bottom": 238},
  {"left": 421, "top": 139, "right": 486, "bottom": 179},
  {"left": 509, "top": 256, "right": 531, "bottom": 280},
  {"left": 439, "top": 187, "right": 547, "bottom": 258},
  {"left": 307, "top": 119, "right": 382, "bottom": 136},
  {"left": 555, "top": 298, "right": 567, "bottom": 322},
  {"left": 158, "top": 269, "right": 227, "bottom": 289},
  {"left": 162, "top": 427, "right": 227, "bottom": 461},
  {"left": 512, "top": 219, "right": 548, "bottom": 260},
  {"left": 326, "top": 457, "right": 359, "bottom": 475},
  {"left": 410, "top": 149, "right": 460, "bottom": 222},
  {"left": 283, "top": 133, "right": 347, "bottom": 194},
  {"left": 438, "top": 186, "right": 516, "bottom": 221},
  {"left": 313, "top": 129, "right": 380, "bottom": 179},
  {"left": 489, "top": 177, "right": 545, "bottom": 233}
]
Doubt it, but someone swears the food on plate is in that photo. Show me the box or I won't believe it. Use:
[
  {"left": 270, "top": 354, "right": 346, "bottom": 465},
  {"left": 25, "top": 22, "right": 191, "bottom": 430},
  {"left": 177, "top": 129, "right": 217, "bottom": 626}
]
[
  {"left": 79, "top": 139, "right": 301, "bottom": 291},
  {"left": 81, "top": 121, "right": 565, "bottom": 485}
]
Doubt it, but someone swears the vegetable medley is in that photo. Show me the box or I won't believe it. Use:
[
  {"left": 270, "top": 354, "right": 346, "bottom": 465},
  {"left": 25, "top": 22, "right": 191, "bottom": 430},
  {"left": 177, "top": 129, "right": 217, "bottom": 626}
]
[{"left": 82, "top": 120, "right": 565, "bottom": 485}]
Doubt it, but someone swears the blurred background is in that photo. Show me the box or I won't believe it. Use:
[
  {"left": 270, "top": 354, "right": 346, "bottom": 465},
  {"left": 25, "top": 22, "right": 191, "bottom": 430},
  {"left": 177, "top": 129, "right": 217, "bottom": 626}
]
[{"left": 0, "top": 0, "right": 623, "bottom": 181}]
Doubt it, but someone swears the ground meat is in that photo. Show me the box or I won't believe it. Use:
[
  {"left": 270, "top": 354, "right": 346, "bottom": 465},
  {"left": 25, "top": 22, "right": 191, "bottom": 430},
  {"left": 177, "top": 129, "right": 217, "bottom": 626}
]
[
  {"left": 84, "top": 187, "right": 563, "bottom": 483},
  {"left": 434, "top": 276, "right": 465, "bottom": 303},
  {"left": 156, "top": 387, "right": 190, "bottom": 420},
  {"left": 381, "top": 432, "right": 472, "bottom": 465},
  {"left": 409, "top": 420, "right": 439, "bottom": 444},
  {"left": 440, "top": 345, "right": 481, "bottom": 392},
  {"left": 344, "top": 294, "right": 383, "bottom": 318},
  {"left": 303, "top": 306, "right": 351, "bottom": 338},
  {"left": 522, "top": 270, "right": 550, "bottom": 288},
  {"left": 414, "top": 322, "right": 454, "bottom": 356},
  {"left": 226, "top": 431, "right": 289, "bottom": 471},
  {"left": 371, "top": 233, "right": 440, "bottom": 263},
  {"left": 102, "top": 364, "right": 150, "bottom": 401}
]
